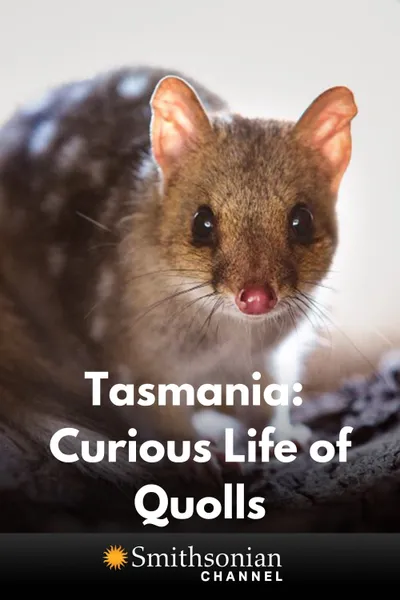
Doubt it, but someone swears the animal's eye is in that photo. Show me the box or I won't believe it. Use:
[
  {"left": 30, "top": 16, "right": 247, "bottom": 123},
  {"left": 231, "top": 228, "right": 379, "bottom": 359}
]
[
  {"left": 192, "top": 205, "right": 215, "bottom": 246},
  {"left": 289, "top": 203, "right": 314, "bottom": 244}
]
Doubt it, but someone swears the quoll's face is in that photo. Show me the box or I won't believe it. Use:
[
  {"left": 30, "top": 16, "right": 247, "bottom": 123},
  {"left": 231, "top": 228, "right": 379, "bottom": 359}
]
[{"left": 158, "top": 117, "right": 338, "bottom": 321}]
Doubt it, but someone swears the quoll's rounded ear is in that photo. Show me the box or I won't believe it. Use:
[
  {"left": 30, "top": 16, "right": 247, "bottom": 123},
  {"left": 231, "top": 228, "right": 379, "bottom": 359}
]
[
  {"left": 293, "top": 86, "right": 358, "bottom": 195},
  {"left": 149, "top": 76, "right": 212, "bottom": 180}
]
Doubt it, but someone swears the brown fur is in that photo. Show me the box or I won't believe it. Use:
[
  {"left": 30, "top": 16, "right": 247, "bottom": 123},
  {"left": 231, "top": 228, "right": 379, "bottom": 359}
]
[
  {"left": 156, "top": 116, "right": 337, "bottom": 301},
  {"left": 0, "top": 65, "right": 355, "bottom": 490}
]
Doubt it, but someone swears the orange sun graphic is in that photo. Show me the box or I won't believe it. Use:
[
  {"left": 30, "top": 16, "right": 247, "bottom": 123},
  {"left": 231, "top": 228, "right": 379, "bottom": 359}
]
[{"left": 103, "top": 545, "right": 128, "bottom": 570}]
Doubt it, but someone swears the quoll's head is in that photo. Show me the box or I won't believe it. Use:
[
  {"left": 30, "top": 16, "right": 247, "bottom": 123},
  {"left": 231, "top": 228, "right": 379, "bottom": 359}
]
[{"left": 149, "top": 76, "right": 357, "bottom": 320}]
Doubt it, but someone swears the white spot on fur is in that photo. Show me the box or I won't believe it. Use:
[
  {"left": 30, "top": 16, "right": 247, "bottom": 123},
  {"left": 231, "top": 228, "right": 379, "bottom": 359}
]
[
  {"left": 22, "top": 89, "right": 53, "bottom": 116},
  {"left": 29, "top": 119, "right": 57, "bottom": 155},
  {"left": 57, "top": 136, "right": 85, "bottom": 170},
  {"left": 91, "top": 314, "right": 107, "bottom": 341},
  {"left": 41, "top": 192, "right": 64, "bottom": 219},
  {"left": 132, "top": 153, "right": 159, "bottom": 198},
  {"left": 213, "top": 112, "right": 234, "bottom": 125},
  {"left": 136, "top": 154, "right": 155, "bottom": 182},
  {"left": 48, "top": 246, "right": 66, "bottom": 276},
  {"left": 271, "top": 317, "right": 313, "bottom": 385},
  {"left": 97, "top": 268, "right": 115, "bottom": 301},
  {"left": 117, "top": 74, "right": 148, "bottom": 98},
  {"left": 66, "top": 81, "right": 91, "bottom": 105}
]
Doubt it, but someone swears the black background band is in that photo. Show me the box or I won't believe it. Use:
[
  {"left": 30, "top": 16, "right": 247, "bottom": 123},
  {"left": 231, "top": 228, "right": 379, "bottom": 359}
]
[{"left": 0, "top": 533, "right": 398, "bottom": 583}]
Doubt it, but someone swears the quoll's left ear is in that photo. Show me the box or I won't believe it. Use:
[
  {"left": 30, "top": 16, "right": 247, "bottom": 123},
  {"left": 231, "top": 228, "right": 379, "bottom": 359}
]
[
  {"left": 293, "top": 86, "right": 358, "bottom": 194},
  {"left": 150, "top": 76, "right": 212, "bottom": 181}
]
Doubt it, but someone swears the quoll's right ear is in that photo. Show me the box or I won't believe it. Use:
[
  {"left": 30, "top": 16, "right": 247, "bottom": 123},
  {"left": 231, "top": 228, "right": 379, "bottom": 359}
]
[
  {"left": 149, "top": 76, "right": 212, "bottom": 181},
  {"left": 293, "top": 86, "right": 358, "bottom": 195}
]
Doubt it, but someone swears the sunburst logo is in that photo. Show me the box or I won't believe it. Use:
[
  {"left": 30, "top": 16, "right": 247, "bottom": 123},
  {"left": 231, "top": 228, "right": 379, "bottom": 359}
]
[{"left": 103, "top": 545, "right": 129, "bottom": 570}]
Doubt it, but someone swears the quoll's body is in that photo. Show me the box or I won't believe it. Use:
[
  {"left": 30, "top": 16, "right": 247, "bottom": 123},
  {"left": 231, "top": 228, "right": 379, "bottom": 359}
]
[{"left": 0, "top": 66, "right": 357, "bottom": 487}]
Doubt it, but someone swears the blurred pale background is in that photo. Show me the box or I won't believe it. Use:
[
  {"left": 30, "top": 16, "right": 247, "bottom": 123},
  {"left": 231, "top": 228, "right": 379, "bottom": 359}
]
[{"left": 0, "top": 0, "right": 399, "bottom": 389}]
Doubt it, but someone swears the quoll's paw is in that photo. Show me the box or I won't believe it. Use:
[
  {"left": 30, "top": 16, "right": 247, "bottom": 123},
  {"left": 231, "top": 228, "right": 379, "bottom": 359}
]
[
  {"left": 192, "top": 408, "right": 246, "bottom": 449},
  {"left": 273, "top": 422, "right": 313, "bottom": 452},
  {"left": 192, "top": 409, "right": 244, "bottom": 475}
]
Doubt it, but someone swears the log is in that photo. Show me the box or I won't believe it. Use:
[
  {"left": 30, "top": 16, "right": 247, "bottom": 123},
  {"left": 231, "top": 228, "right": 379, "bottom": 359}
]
[{"left": 1, "top": 351, "right": 400, "bottom": 532}]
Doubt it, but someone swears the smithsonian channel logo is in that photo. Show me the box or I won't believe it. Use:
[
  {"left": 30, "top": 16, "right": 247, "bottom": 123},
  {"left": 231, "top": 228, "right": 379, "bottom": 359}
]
[{"left": 103, "top": 544, "right": 283, "bottom": 582}]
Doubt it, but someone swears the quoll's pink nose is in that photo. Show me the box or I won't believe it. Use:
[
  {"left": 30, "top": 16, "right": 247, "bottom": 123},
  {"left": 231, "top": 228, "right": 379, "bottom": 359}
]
[{"left": 235, "top": 285, "right": 277, "bottom": 315}]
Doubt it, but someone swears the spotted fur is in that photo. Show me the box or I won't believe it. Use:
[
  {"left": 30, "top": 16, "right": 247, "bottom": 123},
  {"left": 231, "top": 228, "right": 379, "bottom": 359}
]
[{"left": 0, "top": 65, "right": 344, "bottom": 495}]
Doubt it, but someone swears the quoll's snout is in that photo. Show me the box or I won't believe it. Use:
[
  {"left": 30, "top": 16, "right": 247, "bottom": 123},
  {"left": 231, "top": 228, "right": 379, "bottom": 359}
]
[{"left": 235, "top": 284, "right": 277, "bottom": 316}]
